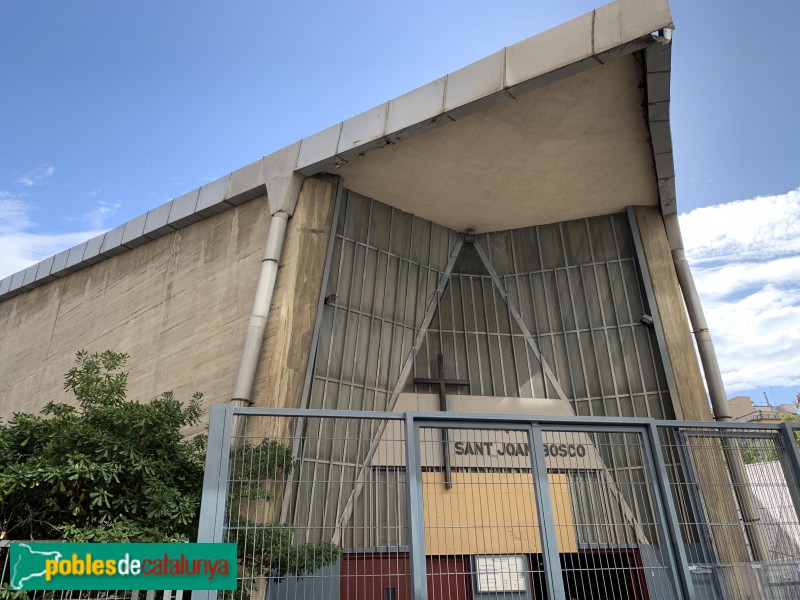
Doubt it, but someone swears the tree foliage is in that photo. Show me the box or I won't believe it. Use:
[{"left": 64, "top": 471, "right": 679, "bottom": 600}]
[
  {"left": 0, "top": 350, "right": 339, "bottom": 596},
  {"left": 739, "top": 397, "right": 800, "bottom": 464},
  {"left": 0, "top": 350, "right": 205, "bottom": 542}
]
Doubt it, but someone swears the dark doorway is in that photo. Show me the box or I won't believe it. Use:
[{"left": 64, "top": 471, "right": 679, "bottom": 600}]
[
  {"left": 340, "top": 553, "right": 472, "bottom": 600},
  {"left": 341, "top": 550, "right": 647, "bottom": 600},
  {"left": 528, "top": 550, "right": 648, "bottom": 600}
]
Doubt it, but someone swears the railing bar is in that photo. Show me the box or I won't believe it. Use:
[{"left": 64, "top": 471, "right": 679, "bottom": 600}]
[
  {"left": 674, "top": 428, "right": 728, "bottom": 598},
  {"left": 310, "top": 371, "right": 691, "bottom": 404},
  {"left": 321, "top": 302, "right": 652, "bottom": 337},
  {"left": 480, "top": 263, "right": 497, "bottom": 394},
  {"left": 229, "top": 406, "right": 794, "bottom": 433},
  {"left": 585, "top": 218, "right": 623, "bottom": 414},
  {"left": 405, "top": 415, "right": 427, "bottom": 600},
  {"left": 605, "top": 232, "right": 638, "bottom": 419},
  {"left": 399, "top": 211, "right": 418, "bottom": 402},
  {"left": 487, "top": 239, "right": 510, "bottom": 397},
  {"left": 467, "top": 273, "right": 486, "bottom": 395},
  {"left": 447, "top": 253, "right": 463, "bottom": 391},
  {"left": 575, "top": 233, "right": 611, "bottom": 417},
  {"left": 529, "top": 424, "right": 567, "bottom": 599},
  {"left": 552, "top": 223, "right": 578, "bottom": 401},
  {"left": 611, "top": 217, "right": 653, "bottom": 419},
  {"left": 645, "top": 423, "right": 696, "bottom": 599},
  {"left": 535, "top": 226, "right": 562, "bottom": 394},
  {"left": 777, "top": 422, "right": 800, "bottom": 530}
]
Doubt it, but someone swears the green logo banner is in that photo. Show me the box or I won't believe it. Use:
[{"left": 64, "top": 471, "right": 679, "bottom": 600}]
[{"left": 10, "top": 543, "right": 237, "bottom": 591}]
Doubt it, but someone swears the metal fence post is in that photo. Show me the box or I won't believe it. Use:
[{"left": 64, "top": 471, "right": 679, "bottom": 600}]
[
  {"left": 673, "top": 429, "right": 724, "bottom": 592},
  {"left": 645, "top": 422, "right": 696, "bottom": 600},
  {"left": 193, "top": 403, "right": 234, "bottom": 600},
  {"left": 778, "top": 422, "right": 800, "bottom": 527},
  {"left": 528, "top": 425, "right": 566, "bottom": 600},
  {"left": 405, "top": 412, "right": 428, "bottom": 600}
]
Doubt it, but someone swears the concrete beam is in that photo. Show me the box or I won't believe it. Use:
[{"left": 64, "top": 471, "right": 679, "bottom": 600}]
[{"left": 264, "top": 142, "right": 304, "bottom": 216}]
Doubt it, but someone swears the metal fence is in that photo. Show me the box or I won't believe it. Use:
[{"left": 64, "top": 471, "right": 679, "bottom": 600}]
[
  {"left": 5, "top": 408, "right": 796, "bottom": 600},
  {"left": 194, "top": 405, "right": 800, "bottom": 600}
]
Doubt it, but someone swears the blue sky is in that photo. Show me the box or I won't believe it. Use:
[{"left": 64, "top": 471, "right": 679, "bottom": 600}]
[{"left": 1, "top": 0, "right": 798, "bottom": 406}]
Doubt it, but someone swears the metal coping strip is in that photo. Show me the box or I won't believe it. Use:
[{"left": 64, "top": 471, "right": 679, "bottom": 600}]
[
  {"left": 528, "top": 425, "right": 567, "bottom": 599},
  {"left": 644, "top": 422, "right": 697, "bottom": 600}
]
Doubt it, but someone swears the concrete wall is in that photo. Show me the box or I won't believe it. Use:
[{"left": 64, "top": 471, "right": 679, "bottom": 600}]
[
  {"left": 632, "top": 205, "right": 711, "bottom": 421},
  {"left": 0, "top": 176, "right": 337, "bottom": 434}
]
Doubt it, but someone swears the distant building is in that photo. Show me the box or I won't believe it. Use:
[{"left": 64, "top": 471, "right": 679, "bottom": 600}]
[{"left": 729, "top": 395, "right": 798, "bottom": 423}]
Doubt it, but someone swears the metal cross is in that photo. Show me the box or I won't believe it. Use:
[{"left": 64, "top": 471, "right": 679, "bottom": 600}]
[{"left": 413, "top": 353, "right": 470, "bottom": 489}]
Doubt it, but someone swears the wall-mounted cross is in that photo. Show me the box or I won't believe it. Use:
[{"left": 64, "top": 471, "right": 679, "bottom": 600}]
[{"left": 413, "top": 353, "right": 470, "bottom": 489}]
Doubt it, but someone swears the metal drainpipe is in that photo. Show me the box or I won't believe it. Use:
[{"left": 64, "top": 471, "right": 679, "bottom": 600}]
[
  {"left": 663, "top": 212, "right": 731, "bottom": 421},
  {"left": 230, "top": 210, "right": 290, "bottom": 440},
  {"left": 663, "top": 212, "right": 770, "bottom": 561}
]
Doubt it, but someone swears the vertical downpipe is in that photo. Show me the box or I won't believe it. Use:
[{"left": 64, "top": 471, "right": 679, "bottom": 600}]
[
  {"left": 230, "top": 210, "right": 290, "bottom": 440},
  {"left": 663, "top": 213, "right": 730, "bottom": 421},
  {"left": 663, "top": 212, "right": 770, "bottom": 561}
]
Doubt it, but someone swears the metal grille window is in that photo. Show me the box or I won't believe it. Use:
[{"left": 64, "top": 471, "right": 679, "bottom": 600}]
[
  {"left": 309, "top": 190, "right": 459, "bottom": 415},
  {"left": 311, "top": 190, "right": 672, "bottom": 419},
  {"left": 476, "top": 216, "right": 673, "bottom": 419}
]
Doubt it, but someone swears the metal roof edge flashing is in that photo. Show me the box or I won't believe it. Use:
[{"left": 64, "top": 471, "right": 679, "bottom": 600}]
[
  {"left": 643, "top": 38, "right": 676, "bottom": 215},
  {"left": 0, "top": 0, "right": 674, "bottom": 302}
]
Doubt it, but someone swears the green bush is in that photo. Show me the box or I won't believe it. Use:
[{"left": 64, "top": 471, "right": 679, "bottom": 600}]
[
  {"left": 0, "top": 350, "right": 204, "bottom": 542},
  {"left": 0, "top": 350, "right": 339, "bottom": 596}
]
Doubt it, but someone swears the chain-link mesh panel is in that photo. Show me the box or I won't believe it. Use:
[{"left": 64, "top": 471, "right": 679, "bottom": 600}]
[{"left": 659, "top": 425, "right": 800, "bottom": 599}]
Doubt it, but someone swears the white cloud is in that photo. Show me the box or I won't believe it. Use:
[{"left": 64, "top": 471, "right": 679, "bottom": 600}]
[
  {"left": 681, "top": 187, "right": 800, "bottom": 393},
  {"left": 0, "top": 192, "right": 103, "bottom": 279},
  {"left": 0, "top": 193, "right": 33, "bottom": 232},
  {"left": 83, "top": 199, "right": 121, "bottom": 230},
  {"left": 681, "top": 188, "right": 800, "bottom": 265},
  {"left": 14, "top": 164, "right": 56, "bottom": 187}
]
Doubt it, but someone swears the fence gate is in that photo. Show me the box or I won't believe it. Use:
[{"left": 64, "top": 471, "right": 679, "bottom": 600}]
[
  {"left": 405, "top": 418, "right": 687, "bottom": 600},
  {"left": 408, "top": 421, "right": 554, "bottom": 600}
]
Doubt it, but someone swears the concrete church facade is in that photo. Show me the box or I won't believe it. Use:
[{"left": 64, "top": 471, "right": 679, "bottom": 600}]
[
  {"left": 0, "top": 0, "right": 710, "bottom": 428},
  {"left": 5, "top": 2, "right": 793, "bottom": 600}
]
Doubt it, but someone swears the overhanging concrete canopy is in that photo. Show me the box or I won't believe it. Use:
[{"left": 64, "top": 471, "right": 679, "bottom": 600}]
[
  {"left": 293, "top": 0, "right": 675, "bottom": 233},
  {"left": 335, "top": 55, "right": 656, "bottom": 233}
]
